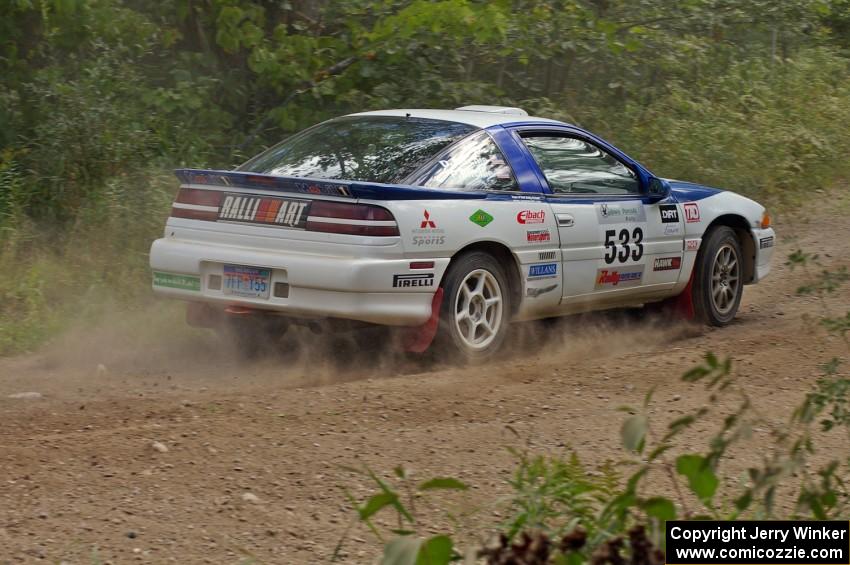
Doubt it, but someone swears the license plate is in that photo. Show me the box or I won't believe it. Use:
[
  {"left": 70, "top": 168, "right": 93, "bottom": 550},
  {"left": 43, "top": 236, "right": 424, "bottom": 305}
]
[{"left": 223, "top": 265, "right": 271, "bottom": 299}]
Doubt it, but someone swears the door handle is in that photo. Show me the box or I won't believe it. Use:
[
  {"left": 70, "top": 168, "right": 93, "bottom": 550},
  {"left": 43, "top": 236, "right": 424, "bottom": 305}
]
[{"left": 556, "top": 213, "right": 574, "bottom": 227}]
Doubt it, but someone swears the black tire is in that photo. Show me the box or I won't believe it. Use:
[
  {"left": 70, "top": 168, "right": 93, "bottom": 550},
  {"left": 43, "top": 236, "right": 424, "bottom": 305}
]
[
  {"left": 434, "top": 251, "right": 512, "bottom": 361},
  {"left": 221, "top": 316, "right": 289, "bottom": 358},
  {"left": 692, "top": 226, "right": 744, "bottom": 326}
]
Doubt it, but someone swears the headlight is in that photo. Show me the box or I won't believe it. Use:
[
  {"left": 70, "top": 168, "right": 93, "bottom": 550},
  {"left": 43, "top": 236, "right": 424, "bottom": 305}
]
[{"left": 760, "top": 211, "right": 771, "bottom": 229}]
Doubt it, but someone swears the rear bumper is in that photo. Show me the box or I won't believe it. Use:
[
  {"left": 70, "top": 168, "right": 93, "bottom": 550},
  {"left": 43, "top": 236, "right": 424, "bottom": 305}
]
[
  {"left": 750, "top": 227, "right": 775, "bottom": 283},
  {"left": 149, "top": 237, "right": 448, "bottom": 326}
]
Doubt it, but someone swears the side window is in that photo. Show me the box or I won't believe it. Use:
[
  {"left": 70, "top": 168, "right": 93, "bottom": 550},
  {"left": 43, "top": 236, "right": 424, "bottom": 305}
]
[
  {"left": 407, "top": 131, "right": 519, "bottom": 192},
  {"left": 521, "top": 135, "right": 639, "bottom": 195}
]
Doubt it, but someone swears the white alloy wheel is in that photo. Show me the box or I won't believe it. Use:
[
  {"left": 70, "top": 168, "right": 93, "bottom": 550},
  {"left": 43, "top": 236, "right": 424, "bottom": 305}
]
[
  {"left": 692, "top": 225, "right": 744, "bottom": 326},
  {"left": 453, "top": 268, "right": 504, "bottom": 350},
  {"left": 710, "top": 243, "right": 740, "bottom": 315},
  {"left": 435, "top": 251, "right": 512, "bottom": 360}
]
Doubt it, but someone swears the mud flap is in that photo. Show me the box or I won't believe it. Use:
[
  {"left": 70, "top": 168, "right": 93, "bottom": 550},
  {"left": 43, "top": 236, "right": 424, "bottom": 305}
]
[
  {"left": 667, "top": 271, "right": 696, "bottom": 320},
  {"left": 401, "top": 288, "right": 444, "bottom": 353},
  {"left": 648, "top": 270, "right": 695, "bottom": 320}
]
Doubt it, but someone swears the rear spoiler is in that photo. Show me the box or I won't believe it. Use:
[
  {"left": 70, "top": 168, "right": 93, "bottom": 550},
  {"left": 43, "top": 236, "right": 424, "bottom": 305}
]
[{"left": 175, "top": 169, "right": 487, "bottom": 201}]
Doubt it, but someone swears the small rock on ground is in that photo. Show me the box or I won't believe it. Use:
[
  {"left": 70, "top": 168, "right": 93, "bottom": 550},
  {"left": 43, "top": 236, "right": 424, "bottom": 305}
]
[{"left": 8, "top": 392, "right": 43, "bottom": 400}]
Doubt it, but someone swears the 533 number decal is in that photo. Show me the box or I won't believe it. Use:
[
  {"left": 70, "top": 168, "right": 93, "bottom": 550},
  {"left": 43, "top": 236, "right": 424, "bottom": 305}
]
[{"left": 604, "top": 227, "right": 643, "bottom": 264}]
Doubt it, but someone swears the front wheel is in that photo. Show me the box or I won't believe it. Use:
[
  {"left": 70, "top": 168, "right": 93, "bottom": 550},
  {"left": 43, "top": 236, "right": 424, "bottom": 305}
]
[
  {"left": 434, "top": 251, "right": 512, "bottom": 361},
  {"left": 692, "top": 226, "right": 744, "bottom": 326}
]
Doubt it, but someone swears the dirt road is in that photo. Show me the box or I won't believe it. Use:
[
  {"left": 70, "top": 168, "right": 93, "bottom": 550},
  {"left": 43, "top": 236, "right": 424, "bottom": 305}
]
[{"left": 1, "top": 193, "right": 848, "bottom": 564}]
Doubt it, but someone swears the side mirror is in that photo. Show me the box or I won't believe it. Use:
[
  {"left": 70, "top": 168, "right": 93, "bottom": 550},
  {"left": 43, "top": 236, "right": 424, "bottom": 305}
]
[{"left": 647, "top": 177, "right": 671, "bottom": 201}]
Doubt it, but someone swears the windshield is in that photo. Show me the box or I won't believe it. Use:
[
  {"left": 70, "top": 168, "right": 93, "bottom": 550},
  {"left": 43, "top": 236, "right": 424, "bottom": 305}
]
[{"left": 238, "top": 116, "right": 477, "bottom": 184}]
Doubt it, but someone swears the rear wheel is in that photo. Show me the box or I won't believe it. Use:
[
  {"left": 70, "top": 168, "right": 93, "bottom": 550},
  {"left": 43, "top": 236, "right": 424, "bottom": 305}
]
[
  {"left": 434, "top": 251, "right": 512, "bottom": 361},
  {"left": 692, "top": 226, "right": 743, "bottom": 326}
]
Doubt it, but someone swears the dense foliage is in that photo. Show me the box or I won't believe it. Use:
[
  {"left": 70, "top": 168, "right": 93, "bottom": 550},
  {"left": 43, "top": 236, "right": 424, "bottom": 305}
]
[{"left": 1, "top": 0, "right": 850, "bottom": 352}]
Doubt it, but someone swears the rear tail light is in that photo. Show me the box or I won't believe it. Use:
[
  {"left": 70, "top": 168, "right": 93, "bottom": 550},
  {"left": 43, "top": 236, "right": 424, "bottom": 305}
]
[
  {"left": 171, "top": 187, "right": 222, "bottom": 220},
  {"left": 170, "top": 186, "right": 399, "bottom": 236},
  {"left": 306, "top": 201, "right": 399, "bottom": 236}
]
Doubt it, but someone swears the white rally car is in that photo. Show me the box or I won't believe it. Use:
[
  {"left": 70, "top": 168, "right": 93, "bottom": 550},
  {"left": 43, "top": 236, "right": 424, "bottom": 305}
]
[{"left": 150, "top": 106, "right": 775, "bottom": 359}]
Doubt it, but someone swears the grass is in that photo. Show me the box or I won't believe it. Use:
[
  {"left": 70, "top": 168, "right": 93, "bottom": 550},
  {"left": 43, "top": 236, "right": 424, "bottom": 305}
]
[{"left": 0, "top": 169, "right": 177, "bottom": 354}]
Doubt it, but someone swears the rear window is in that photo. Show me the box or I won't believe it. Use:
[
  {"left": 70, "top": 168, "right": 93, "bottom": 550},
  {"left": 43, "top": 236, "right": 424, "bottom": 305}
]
[
  {"left": 405, "top": 131, "right": 519, "bottom": 192},
  {"left": 239, "top": 116, "right": 477, "bottom": 184}
]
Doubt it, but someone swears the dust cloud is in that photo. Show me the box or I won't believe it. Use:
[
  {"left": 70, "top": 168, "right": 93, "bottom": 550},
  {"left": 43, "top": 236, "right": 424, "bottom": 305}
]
[{"left": 0, "top": 297, "right": 697, "bottom": 401}]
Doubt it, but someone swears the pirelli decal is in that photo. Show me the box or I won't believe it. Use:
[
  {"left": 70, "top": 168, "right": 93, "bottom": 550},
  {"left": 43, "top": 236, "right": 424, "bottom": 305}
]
[{"left": 218, "top": 193, "right": 310, "bottom": 229}]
